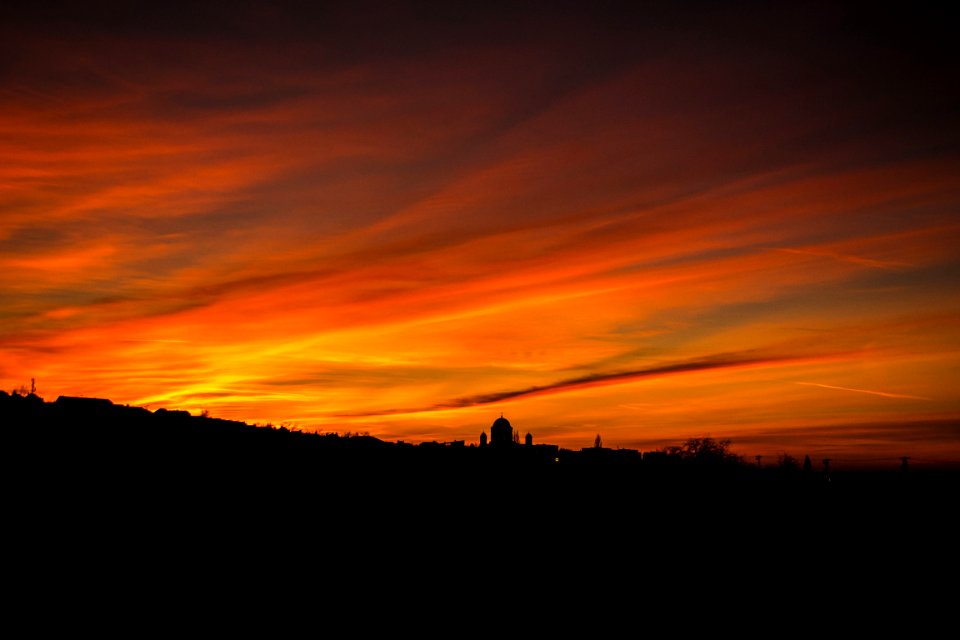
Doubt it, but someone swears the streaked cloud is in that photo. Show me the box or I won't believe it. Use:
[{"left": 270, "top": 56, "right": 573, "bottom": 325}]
[
  {"left": 796, "top": 382, "right": 932, "bottom": 401},
  {"left": 332, "top": 350, "right": 847, "bottom": 417}
]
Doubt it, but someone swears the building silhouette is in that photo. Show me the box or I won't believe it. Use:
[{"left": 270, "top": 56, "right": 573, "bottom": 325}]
[
  {"left": 479, "top": 414, "right": 558, "bottom": 464},
  {"left": 490, "top": 414, "right": 513, "bottom": 447}
]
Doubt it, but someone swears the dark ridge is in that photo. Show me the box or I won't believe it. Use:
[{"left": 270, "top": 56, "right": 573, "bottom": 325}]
[{"left": 5, "top": 390, "right": 956, "bottom": 570}]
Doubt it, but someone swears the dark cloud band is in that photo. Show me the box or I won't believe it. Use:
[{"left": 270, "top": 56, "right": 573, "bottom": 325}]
[{"left": 331, "top": 350, "right": 812, "bottom": 418}]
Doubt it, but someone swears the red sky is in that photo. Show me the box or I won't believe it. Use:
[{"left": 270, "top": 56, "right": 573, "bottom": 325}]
[{"left": 2, "top": 1, "right": 958, "bottom": 469}]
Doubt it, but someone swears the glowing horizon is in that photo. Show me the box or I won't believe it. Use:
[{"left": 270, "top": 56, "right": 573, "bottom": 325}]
[{"left": 2, "top": 3, "right": 958, "bottom": 469}]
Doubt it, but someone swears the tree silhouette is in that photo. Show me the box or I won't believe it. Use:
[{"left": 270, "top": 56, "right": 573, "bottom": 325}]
[
  {"left": 669, "top": 437, "right": 741, "bottom": 466},
  {"left": 594, "top": 434, "right": 603, "bottom": 449},
  {"left": 777, "top": 453, "right": 800, "bottom": 471}
]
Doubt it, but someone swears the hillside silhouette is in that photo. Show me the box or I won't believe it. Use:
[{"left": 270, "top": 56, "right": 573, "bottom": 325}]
[
  {"left": 6, "top": 390, "right": 955, "bottom": 509},
  {"left": 7, "top": 388, "right": 959, "bottom": 589}
]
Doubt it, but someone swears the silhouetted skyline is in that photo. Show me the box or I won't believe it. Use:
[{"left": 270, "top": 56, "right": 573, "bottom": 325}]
[
  {"left": 9, "top": 386, "right": 957, "bottom": 607},
  {"left": 5, "top": 389, "right": 956, "bottom": 473}
]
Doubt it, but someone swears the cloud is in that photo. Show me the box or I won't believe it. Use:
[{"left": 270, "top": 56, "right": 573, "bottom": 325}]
[
  {"left": 329, "top": 350, "right": 829, "bottom": 417},
  {"left": 796, "top": 382, "right": 931, "bottom": 401}
]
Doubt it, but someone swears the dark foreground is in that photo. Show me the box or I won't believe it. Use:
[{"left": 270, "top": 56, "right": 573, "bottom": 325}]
[{"left": 5, "top": 392, "right": 958, "bottom": 598}]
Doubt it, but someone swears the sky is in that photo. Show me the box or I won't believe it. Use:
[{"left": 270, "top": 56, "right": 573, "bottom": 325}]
[{"left": 2, "top": 1, "right": 959, "bottom": 469}]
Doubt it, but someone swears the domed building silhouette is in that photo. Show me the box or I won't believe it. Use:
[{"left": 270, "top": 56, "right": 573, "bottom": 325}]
[
  {"left": 484, "top": 413, "right": 536, "bottom": 447},
  {"left": 490, "top": 414, "right": 513, "bottom": 446}
]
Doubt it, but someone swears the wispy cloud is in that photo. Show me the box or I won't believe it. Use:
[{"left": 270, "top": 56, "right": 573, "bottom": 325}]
[
  {"left": 331, "top": 351, "right": 836, "bottom": 417},
  {"left": 771, "top": 248, "right": 909, "bottom": 270},
  {"left": 796, "top": 382, "right": 931, "bottom": 401}
]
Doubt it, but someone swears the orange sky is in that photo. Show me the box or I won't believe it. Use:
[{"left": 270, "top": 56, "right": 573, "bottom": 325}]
[{"left": 2, "top": 2, "right": 959, "bottom": 469}]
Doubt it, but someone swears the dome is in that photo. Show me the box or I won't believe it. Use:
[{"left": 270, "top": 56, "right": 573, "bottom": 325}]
[{"left": 490, "top": 414, "right": 514, "bottom": 446}]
